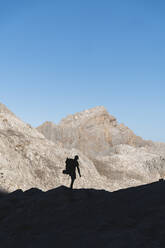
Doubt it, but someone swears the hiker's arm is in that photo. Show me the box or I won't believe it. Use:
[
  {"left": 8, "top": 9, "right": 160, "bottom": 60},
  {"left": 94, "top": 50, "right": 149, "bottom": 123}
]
[{"left": 77, "top": 165, "right": 81, "bottom": 177}]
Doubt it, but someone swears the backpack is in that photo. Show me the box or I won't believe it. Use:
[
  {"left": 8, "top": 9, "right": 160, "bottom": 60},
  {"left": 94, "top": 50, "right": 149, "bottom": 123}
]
[{"left": 63, "top": 158, "right": 74, "bottom": 175}]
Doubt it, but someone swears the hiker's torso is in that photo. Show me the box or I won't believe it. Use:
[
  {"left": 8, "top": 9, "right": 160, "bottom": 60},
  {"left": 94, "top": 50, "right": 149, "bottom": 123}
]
[
  {"left": 66, "top": 159, "right": 78, "bottom": 173},
  {"left": 70, "top": 160, "right": 78, "bottom": 173}
]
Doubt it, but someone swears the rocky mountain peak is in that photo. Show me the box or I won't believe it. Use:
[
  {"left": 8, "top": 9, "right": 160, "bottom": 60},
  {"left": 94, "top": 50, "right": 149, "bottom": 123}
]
[
  {"left": 59, "top": 106, "right": 116, "bottom": 128},
  {"left": 0, "top": 103, "right": 43, "bottom": 139},
  {"left": 0, "top": 102, "right": 15, "bottom": 116},
  {"left": 37, "top": 106, "right": 147, "bottom": 155}
]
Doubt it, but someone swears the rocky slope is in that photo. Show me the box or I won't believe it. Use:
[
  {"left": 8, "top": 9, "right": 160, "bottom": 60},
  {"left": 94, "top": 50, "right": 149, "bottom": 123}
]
[
  {"left": 37, "top": 106, "right": 165, "bottom": 187},
  {"left": 1, "top": 181, "right": 165, "bottom": 248},
  {"left": 0, "top": 103, "right": 113, "bottom": 192}
]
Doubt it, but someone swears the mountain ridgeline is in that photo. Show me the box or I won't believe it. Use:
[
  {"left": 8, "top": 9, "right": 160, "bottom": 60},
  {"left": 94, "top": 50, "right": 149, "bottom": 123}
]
[{"left": 0, "top": 103, "right": 164, "bottom": 192}]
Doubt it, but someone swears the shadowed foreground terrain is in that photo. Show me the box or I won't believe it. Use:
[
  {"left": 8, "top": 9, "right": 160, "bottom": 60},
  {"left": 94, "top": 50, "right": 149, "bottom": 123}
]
[{"left": 1, "top": 181, "right": 165, "bottom": 248}]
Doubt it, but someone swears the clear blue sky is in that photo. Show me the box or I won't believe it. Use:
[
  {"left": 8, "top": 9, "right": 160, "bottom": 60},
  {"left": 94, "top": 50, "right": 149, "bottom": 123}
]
[{"left": 0, "top": 0, "right": 165, "bottom": 142}]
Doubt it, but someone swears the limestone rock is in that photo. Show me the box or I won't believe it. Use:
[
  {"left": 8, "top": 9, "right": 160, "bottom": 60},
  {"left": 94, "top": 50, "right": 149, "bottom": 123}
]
[{"left": 37, "top": 106, "right": 146, "bottom": 158}]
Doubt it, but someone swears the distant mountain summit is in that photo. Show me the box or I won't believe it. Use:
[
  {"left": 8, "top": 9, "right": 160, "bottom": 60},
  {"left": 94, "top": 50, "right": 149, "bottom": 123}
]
[
  {"left": 37, "top": 106, "right": 147, "bottom": 157},
  {"left": 0, "top": 102, "right": 15, "bottom": 116},
  {"left": 59, "top": 106, "right": 116, "bottom": 127}
]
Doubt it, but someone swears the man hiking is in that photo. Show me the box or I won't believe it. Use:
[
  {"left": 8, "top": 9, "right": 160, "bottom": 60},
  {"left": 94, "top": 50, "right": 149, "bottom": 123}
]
[{"left": 63, "top": 155, "right": 81, "bottom": 189}]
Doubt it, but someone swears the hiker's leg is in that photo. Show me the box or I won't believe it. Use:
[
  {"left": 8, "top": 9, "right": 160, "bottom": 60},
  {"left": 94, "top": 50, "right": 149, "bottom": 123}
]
[{"left": 70, "top": 176, "right": 75, "bottom": 189}]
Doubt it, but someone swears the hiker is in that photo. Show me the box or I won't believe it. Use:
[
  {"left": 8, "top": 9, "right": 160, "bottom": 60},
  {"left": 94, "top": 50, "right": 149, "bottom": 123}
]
[{"left": 63, "top": 155, "right": 81, "bottom": 189}]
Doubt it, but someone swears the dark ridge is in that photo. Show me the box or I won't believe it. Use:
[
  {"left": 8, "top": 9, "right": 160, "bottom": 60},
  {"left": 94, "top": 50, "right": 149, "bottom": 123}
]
[{"left": 1, "top": 181, "right": 165, "bottom": 248}]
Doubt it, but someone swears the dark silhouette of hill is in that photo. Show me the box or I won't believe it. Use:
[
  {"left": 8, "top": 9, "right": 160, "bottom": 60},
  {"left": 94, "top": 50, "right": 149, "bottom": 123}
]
[{"left": 1, "top": 181, "right": 165, "bottom": 248}]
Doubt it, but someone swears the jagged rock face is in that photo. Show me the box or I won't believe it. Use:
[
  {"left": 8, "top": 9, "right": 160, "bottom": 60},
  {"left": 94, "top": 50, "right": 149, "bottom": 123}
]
[
  {"left": 37, "top": 106, "right": 165, "bottom": 188},
  {"left": 37, "top": 106, "right": 146, "bottom": 158}
]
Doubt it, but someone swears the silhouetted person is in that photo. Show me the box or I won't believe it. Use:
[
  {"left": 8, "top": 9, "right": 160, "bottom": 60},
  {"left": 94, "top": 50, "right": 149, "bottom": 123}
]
[{"left": 63, "top": 155, "right": 81, "bottom": 189}]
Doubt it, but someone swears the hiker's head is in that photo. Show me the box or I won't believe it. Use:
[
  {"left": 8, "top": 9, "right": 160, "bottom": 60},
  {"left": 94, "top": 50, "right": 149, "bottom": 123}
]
[{"left": 74, "top": 155, "right": 79, "bottom": 160}]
